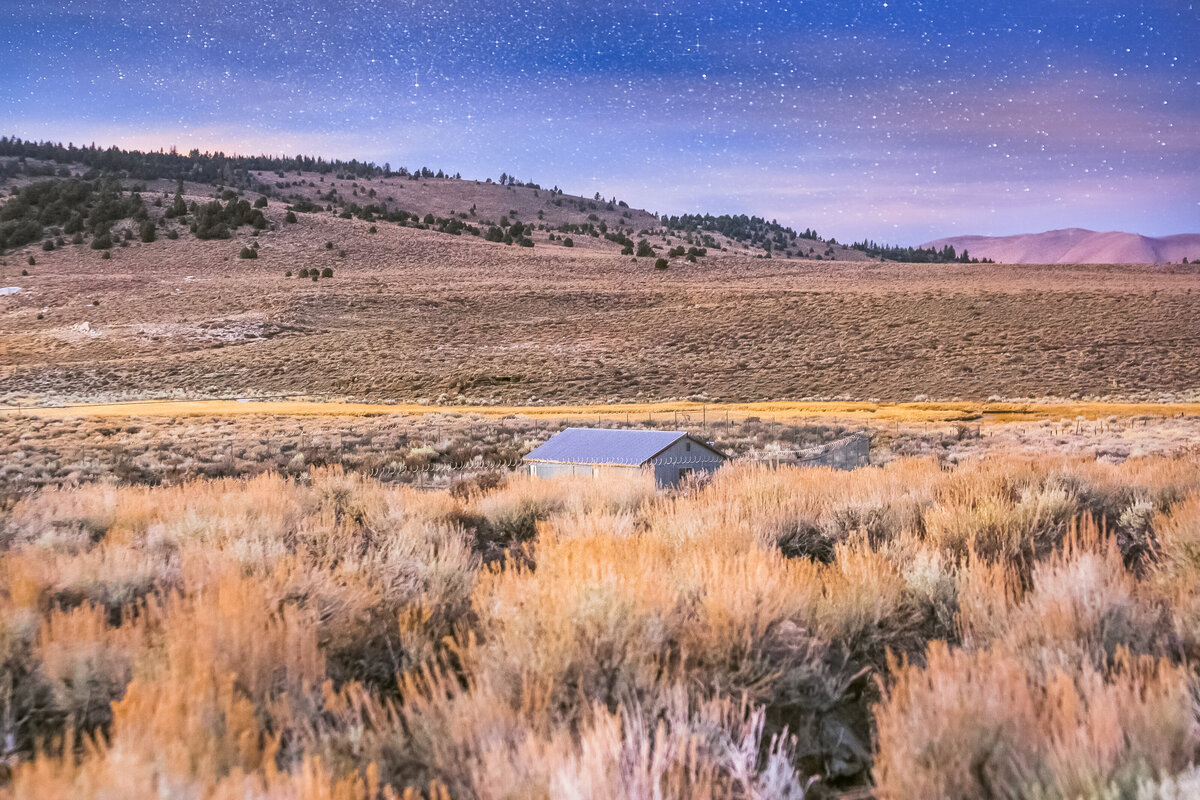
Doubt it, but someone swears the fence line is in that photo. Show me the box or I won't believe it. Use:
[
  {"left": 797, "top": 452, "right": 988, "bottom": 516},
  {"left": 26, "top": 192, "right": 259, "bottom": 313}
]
[
  {"left": 792, "top": 432, "right": 871, "bottom": 463},
  {"left": 366, "top": 433, "right": 871, "bottom": 477}
]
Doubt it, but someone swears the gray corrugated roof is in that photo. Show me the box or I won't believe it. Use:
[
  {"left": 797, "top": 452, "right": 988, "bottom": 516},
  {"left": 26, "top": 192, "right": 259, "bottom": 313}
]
[{"left": 524, "top": 427, "right": 705, "bottom": 466}]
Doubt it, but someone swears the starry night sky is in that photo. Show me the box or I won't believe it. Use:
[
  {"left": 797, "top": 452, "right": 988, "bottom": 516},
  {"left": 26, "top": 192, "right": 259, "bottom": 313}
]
[{"left": 2, "top": 1, "right": 1197, "bottom": 243}]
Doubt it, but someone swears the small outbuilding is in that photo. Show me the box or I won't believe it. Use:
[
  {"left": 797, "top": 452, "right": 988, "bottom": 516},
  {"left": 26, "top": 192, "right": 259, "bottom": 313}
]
[{"left": 523, "top": 427, "right": 728, "bottom": 488}]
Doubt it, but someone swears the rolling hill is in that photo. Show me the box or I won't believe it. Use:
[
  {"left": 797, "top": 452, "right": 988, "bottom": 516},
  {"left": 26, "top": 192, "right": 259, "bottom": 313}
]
[
  {"left": 4, "top": 139, "right": 1200, "bottom": 406},
  {"left": 0, "top": 137, "right": 874, "bottom": 263},
  {"left": 922, "top": 228, "right": 1200, "bottom": 265}
]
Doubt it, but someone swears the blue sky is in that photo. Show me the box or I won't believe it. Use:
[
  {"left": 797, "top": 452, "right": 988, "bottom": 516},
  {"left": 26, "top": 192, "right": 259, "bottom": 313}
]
[{"left": 2, "top": 0, "right": 1197, "bottom": 243}]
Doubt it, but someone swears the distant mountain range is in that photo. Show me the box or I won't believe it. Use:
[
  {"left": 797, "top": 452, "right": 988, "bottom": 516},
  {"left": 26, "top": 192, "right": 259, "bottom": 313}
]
[{"left": 921, "top": 228, "right": 1200, "bottom": 265}]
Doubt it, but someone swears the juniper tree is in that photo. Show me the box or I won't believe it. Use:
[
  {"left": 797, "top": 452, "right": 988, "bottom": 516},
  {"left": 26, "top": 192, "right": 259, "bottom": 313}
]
[{"left": 166, "top": 185, "right": 188, "bottom": 219}]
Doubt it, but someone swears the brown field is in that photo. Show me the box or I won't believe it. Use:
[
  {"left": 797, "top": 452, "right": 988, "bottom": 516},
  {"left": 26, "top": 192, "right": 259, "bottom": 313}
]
[{"left": 2, "top": 177, "right": 1199, "bottom": 406}]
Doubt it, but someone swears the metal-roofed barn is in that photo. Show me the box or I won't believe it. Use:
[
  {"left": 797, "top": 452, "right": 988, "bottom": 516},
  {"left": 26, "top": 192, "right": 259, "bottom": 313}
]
[{"left": 523, "top": 427, "right": 727, "bottom": 487}]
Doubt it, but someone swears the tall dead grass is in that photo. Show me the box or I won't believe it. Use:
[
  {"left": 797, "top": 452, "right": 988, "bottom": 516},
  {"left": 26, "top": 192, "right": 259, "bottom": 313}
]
[{"left": 2, "top": 455, "right": 1200, "bottom": 797}]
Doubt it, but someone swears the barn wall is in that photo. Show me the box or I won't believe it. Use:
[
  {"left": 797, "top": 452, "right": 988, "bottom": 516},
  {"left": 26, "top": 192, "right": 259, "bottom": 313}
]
[
  {"left": 595, "top": 464, "right": 645, "bottom": 480},
  {"left": 528, "top": 463, "right": 644, "bottom": 480},
  {"left": 529, "top": 462, "right": 593, "bottom": 479},
  {"left": 649, "top": 438, "right": 725, "bottom": 487}
]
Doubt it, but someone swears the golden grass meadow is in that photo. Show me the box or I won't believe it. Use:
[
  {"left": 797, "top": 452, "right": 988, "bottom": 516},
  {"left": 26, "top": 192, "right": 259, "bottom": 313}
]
[{"left": 5, "top": 446, "right": 1200, "bottom": 798}]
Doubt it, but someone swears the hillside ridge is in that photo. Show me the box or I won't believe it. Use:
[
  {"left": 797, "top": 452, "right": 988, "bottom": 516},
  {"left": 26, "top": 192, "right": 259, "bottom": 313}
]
[{"left": 1, "top": 136, "right": 976, "bottom": 264}]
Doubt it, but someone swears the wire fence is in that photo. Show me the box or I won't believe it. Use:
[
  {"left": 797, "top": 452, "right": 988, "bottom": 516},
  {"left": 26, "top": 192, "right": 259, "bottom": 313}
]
[{"left": 368, "top": 433, "right": 871, "bottom": 478}]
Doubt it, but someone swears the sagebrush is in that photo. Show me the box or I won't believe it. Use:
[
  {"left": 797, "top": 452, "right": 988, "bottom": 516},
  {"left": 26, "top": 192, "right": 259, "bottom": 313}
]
[{"left": 3, "top": 454, "right": 1200, "bottom": 798}]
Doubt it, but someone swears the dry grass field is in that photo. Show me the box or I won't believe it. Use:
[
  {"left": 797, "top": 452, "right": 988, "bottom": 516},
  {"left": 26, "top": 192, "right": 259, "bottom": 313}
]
[
  {"left": 11, "top": 397, "right": 1200, "bottom": 422},
  {"left": 3, "top": 400, "right": 1199, "bottom": 501},
  {"left": 2, "top": 173, "right": 1199, "bottom": 406},
  {"left": 6, "top": 451, "right": 1200, "bottom": 797},
  {"left": 6, "top": 160, "right": 1200, "bottom": 799},
  {"left": 0, "top": 408, "right": 871, "bottom": 501}
]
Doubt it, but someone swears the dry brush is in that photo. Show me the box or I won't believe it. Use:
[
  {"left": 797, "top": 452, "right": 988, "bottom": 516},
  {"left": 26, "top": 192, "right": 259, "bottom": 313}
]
[{"left": 2, "top": 454, "right": 1200, "bottom": 797}]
